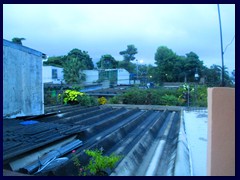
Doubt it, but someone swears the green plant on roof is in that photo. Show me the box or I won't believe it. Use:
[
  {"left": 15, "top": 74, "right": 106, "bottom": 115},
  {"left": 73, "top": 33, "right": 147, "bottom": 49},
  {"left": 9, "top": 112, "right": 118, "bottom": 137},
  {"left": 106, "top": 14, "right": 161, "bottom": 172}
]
[
  {"left": 84, "top": 149, "right": 122, "bottom": 176},
  {"left": 72, "top": 148, "right": 122, "bottom": 176}
]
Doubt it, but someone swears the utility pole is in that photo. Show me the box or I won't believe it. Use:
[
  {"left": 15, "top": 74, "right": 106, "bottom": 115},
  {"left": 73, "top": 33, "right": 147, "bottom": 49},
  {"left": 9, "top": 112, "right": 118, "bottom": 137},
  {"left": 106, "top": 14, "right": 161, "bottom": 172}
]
[{"left": 217, "top": 4, "right": 225, "bottom": 87}]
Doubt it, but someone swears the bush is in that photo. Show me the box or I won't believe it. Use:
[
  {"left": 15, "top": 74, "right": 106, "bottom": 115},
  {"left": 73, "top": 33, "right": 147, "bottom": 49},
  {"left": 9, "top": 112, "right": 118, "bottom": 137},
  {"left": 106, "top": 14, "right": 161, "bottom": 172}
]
[
  {"left": 72, "top": 149, "right": 122, "bottom": 176},
  {"left": 98, "top": 97, "right": 107, "bottom": 105},
  {"left": 109, "top": 96, "right": 121, "bottom": 104},
  {"left": 60, "top": 89, "right": 98, "bottom": 106},
  {"left": 85, "top": 149, "right": 122, "bottom": 176},
  {"left": 196, "top": 85, "right": 207, "bottom": 107},
  {"left": 161, "top": 94, "right": 179, "bottom": 106},
  {"left": 78, "top": 94, "right": 98, "bottom": 106},
  {"left": 107, "top": 86, "right": 207, "bottom": 107}
]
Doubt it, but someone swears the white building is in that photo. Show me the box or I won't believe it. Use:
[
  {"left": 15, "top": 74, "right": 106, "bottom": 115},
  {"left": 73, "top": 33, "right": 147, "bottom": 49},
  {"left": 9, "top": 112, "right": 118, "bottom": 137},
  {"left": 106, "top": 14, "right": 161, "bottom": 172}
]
[
  {"left": 42, "top": 66, "right": 64, "bottom": 84},
  {"left": 42, "top": 67, "right": 130, "bottom": 86},
  {"left": 82, "top": 70, "right": 99, "bottom": 85},
  {"left": 100, "top": 68, "right": 130, "bottom": 85},
  {"left": 116, "top": 69, "right": 130, "bottom": 85}
]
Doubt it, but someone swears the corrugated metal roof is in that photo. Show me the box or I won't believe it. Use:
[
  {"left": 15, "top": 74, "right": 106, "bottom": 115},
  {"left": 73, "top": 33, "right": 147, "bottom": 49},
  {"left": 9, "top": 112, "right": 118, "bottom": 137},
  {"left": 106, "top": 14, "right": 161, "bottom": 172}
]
[{"left": 3, "top": 104, "right": 190, "bottom": 176}]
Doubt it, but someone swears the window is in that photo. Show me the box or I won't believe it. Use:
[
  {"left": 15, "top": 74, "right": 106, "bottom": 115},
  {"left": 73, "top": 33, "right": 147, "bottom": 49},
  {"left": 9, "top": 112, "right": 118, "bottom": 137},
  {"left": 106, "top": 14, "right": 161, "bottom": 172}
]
[{"left": 52, "top": 69, "right": 58, "bottom": 79}]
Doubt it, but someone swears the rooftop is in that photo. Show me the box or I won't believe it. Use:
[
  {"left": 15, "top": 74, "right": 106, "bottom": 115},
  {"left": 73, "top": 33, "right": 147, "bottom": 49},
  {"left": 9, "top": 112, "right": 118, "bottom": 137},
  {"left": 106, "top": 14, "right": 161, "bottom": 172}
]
[
  {"left": 3, "top": 39, "right": 46, "bottom": 59},
  {"left": 3, "top": 104, "right": 208, "bottom": 176}
]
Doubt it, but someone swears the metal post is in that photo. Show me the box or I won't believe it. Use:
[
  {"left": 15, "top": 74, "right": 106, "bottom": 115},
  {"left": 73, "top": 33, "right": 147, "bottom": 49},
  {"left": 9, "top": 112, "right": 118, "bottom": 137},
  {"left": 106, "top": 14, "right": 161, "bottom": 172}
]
[
  {"left": 217, "top": 4, "right": 225, "bottom": 87},
  {"left": 136, "top": 59, "right": 138, "bottom": 81},
  {"left": 187, "top": 85, "right": 190, "bottom": 108}
]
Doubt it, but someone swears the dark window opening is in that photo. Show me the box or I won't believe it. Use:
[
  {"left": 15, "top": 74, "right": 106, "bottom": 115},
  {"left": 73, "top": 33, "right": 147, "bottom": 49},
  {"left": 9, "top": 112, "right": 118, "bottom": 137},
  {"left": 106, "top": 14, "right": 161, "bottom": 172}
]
[{"left": 52, "top": 69, "right": 58, "bottom": 79}]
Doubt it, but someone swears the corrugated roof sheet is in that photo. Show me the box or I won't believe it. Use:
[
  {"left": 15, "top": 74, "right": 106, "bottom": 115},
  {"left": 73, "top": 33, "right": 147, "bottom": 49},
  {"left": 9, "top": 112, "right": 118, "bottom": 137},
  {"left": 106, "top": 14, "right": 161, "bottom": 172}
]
[{"left": 3, "top": 104, "right": 189, "bottom": 176}]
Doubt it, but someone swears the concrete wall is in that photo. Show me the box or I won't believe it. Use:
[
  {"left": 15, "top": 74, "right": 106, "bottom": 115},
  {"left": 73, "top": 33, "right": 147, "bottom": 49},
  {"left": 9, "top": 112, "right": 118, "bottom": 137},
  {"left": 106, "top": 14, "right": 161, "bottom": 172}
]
[
  {"left": 42, "top": 66, "right": 64, "bottom": 84},
  {"left": 207, "top": 88, "right": 235, "bottom": 176},
  {"left": 3, "top": 40, "right": 44, "bottom": 117}
]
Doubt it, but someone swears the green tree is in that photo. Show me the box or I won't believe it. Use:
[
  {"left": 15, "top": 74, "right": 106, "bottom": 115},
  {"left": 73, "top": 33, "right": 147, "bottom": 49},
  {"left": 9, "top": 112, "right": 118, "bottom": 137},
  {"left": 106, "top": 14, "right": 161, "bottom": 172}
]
[
  {"left": 183, "top": 52, "right": 204, "bottom": 82},
  {"left": 204, "top": 64, "right": 232, "bottom": 87},
  {"left": 67, "top": 48, "right": 94, "bottom": 70},
  {"left": 12, "top": 37, "right": 26, "bottom": 45},
  {"left": 44, "top": 48, "right": 94, "bottom": 70},
  {"left": 231, "top": 69, "right": 235, "bottom": 85},
  {"left": 119, "top": 44, "right": 138, "bottom": 62},
  {"left": 96, "top": 54, "right": 118, "bottom": 69},
  {"left": 146, "top": 65, "right": 159, "bottom": 83},
  {"left": 171, "top": 56, "right": 186, "bottom": 82},
  {"left": 154, "top": 46, "right": 178, "bottom": 82},
  {"left": 118, "top": 61, "right": 136, "bottom": 73},
  {"left": 63, "top": 58, "right": 86, "bottom": 84},
  {"left": 204, "top": 64, "right": 221, "bottom": 86},
  {"left": 43, "top": 56, "right": 67, "bottom": 67}
]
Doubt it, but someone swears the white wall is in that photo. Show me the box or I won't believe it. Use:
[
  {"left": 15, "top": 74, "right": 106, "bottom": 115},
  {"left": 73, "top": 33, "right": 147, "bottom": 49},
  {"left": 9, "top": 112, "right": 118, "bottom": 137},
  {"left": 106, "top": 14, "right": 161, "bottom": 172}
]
[
  {"left": 117, "top": 69, "right": 130, "bottom": 85},
  {"left": 42, "top": 66, "right": 64, "bottom": 84}
]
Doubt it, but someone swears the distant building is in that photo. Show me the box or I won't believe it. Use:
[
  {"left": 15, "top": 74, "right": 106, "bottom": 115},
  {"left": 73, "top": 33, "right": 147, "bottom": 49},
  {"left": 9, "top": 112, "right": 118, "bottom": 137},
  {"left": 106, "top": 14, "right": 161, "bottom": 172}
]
[
  {"left": 3, "top": 39, "right": 46, "bottom": 117},
  {"left": 82, "top": 70, "right": 99, "bottom": 85},
  {"left": 42, "top": 67, "right": 129, "bottom": 86},
  {"left": 99, "top": 68, "right": 130, "bottom": 85},
  {"left": 42, "top": 66, "right": 64, "bottom": 84}
]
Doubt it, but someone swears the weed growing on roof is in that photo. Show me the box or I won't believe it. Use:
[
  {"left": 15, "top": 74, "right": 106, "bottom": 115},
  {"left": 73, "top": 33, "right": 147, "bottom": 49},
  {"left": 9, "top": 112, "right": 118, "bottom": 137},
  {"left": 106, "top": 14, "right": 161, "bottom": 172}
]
[{"left": 71, "top": 148, "right": 122, "bottom": 176}]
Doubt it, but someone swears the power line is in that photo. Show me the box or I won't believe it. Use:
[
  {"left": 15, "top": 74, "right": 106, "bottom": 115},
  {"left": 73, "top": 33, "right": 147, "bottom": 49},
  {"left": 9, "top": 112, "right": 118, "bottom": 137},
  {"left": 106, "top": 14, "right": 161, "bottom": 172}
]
[
  {"left": 217, "top": 4, "right": 225, "bottom": 87},
  {"left": 223, "top": 35, "right": 235, "bottom": 54}
]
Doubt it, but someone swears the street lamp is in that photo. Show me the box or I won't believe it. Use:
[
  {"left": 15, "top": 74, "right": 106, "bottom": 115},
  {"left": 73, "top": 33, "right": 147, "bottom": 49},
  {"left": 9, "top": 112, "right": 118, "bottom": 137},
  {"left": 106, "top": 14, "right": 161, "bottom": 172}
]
[
  {"left": 135, "top": 59, "right": 139, "bottom": 81},
  {"left": 135, "top": 59, "right": 143, "bottom": 83},
  {"left": 194, "top": 68, "right": 199, "bottom": 107},
  {"left": 194, "top": 68, "right": 199, "bottom": 81}
]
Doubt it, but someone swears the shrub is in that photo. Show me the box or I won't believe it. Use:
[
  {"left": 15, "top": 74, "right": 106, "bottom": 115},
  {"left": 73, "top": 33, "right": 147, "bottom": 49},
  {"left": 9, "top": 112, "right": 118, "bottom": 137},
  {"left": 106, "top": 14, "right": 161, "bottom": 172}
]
[
  {"left": 98, "top": 97, "right": 107, "bottom": 105},
  {"left": 78, "top": 94, "right": 98, "bottom": 106},
  {"left": 85, "top": 149, "right": 122, "bottom": 176},
  {"left": 196, "top": 85, "right": 207, "bottom": 107},
  {"left": 161, "top": 94, "right": 179, "bottom": 106},
  {"left": 72, "top": 149, "right": 122, "bottom": 176},
  {"left": 62, "top": 89, "right": 84, "bottom": 104},
  {"left": 109, "top": 96, "right": 121, "bottom": 104},
  {"left": 60, "top": 89, "right": 98, "bottom": 106}
]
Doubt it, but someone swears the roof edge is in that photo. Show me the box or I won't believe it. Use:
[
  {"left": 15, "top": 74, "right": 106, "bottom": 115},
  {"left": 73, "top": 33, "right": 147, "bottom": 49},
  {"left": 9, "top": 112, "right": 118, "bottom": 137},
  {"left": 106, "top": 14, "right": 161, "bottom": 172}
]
[{"left": 3, "top": 39, "right": 47, "bottom": 59}]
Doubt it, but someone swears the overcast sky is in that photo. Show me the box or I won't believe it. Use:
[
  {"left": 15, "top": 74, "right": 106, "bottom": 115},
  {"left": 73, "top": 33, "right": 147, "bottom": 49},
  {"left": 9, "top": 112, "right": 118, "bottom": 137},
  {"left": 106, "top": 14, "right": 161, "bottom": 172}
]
[{"left": 3, "top": 4, "right": 235, "bottom": 73}]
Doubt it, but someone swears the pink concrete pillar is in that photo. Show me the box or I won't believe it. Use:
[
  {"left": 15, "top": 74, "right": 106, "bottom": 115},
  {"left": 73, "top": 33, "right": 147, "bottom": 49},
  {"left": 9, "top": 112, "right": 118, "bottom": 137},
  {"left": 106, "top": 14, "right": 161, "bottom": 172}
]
[{"left": 207, "top": 88, "right": 235, "bottom": 176}]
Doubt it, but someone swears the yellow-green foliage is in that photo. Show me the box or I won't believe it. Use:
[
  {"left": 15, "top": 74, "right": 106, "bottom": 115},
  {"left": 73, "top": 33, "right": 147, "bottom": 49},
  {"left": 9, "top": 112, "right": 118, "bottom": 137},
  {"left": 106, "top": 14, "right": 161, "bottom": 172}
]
[
  {"left": 71, "top": 149, "right": 122, "bottom": 176},
  {"left": 63, "top": 89, "right": 84, "bottom": 104},
  {"left": 98, "top": 97, "right": 107, "bottom": 105},
  {"left": 85, "top": 149, "right": 121, "bottom": 175}
]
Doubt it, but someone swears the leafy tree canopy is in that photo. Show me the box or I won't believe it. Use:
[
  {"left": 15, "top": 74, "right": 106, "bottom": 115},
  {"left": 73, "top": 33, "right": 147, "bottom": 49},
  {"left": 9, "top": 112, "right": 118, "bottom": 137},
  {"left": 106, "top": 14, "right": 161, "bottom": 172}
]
[
  {"left": 63, "top": 58, "right": 86, "bottom": 84},
  {"left": 43, "top": 56, "right": 67, "bottom": 67},
  {"left": 118, "top": 61, "right": 136, "bottom": 73},
  {"left": 96, "top": 54, "right": 118, "bottom": 69},
  {"left": 44, "top": 48, "right": 94, "bottom": 70},
  {"left": 119, "top": 44, "right": 138, "bottom": 62},
  {"left": 67, "top": 48, "right": 94, "bottom": 70}
]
